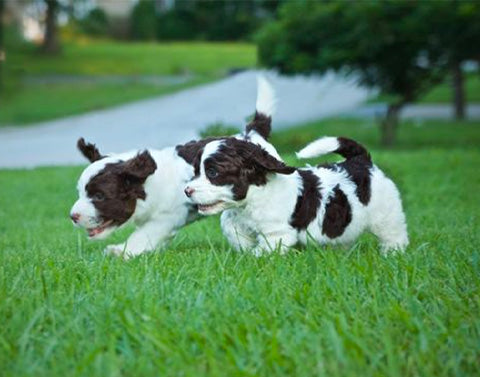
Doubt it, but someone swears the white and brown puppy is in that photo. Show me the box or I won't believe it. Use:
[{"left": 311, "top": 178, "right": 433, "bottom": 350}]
[
  {"left": 184, "top": 136, "right": 409, "bottom": 255},
  {"left": 70, "top": 77, "right": 280, "bottom": 258}
]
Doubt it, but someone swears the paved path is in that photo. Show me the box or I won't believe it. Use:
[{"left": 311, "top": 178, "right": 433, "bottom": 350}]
[{"left": 0, "top": 70, "right": 371, "bottom": 168}]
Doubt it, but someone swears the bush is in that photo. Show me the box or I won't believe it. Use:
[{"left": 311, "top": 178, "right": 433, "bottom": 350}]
[
  {"left": 157, "top": 9, "right": 197, "bottom": 40},
  {"left": 130, "top": 0, "right": 157, "bottom": 40},
  {"left": 129, "top": 0, "right": 280, "bottom": 41},
  {"left": 79, "top": 7, "right": 109, "bottom": 36}
]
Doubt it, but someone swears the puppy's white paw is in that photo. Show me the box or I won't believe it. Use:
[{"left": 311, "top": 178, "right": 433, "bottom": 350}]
[
  {"left": 104, "top": 244, "right": 131, "bottom": 260},
  {"left": 252, "top": 247, "right": 264, "bottom": 257},
  {"left": 251, "top": 246, "right": 273, "bottom": 257},
  {"left": 380, "top": 242, "right": 407, "bottom": 256}
]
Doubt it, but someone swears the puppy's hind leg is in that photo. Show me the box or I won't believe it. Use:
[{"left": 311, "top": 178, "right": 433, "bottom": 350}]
[{"left": 368, "top": 171, "right": 409, "bottom": 255}]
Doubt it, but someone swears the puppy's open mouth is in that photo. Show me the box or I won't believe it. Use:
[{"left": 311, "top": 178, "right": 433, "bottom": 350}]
[
  {"left": 87, "top": 220, "right": 114, "bottom": 237},
  {"left": 198, "top": 201, "right": 225, "bottom": 214}
]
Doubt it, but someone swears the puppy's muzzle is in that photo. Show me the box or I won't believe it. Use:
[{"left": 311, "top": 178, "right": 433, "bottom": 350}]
[
  {"left": 184, "top": 186, "right": 195, "bottom": 198},
  {"left": 70, "top": 213, "right": 80, "bottom": 224}
]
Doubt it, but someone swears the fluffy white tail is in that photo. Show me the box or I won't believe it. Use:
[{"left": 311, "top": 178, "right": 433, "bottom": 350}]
[
  {"left": 297, "top": 136, "right": 370, "bottom": 161},
  {"left": 296, "top": 137, "right": 340, "bottom": 159},
  {"left": 256, "top": 75, "right": 276, "bottom": 117}
]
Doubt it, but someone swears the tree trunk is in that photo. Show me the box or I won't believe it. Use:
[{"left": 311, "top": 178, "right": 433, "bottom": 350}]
[
  {"left": 451, "top": 61, "right": 465, "bottom": 120},
  {"left": 42, "top": 0, "right": 60, "bottom": 54},
  {"left": 0, "top": 0, "right": 4, "bottom": 91},
  {"left": 380, "top": 103, "right": 402, "bottom": 147}
]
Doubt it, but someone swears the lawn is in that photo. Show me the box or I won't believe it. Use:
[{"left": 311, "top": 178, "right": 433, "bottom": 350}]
[
  {"left": 9, "top": 40, "right": 256, "bottom": 76},
  {"left": 420, "top": 73, "right": 480, "bottom": 103},
  {"left": 1, "top": 119, "right": 479, "bottom": 376},
  {"left": 1, "top": 40, "right": 256, "bottom": 126},
  {"left": 369, "top": 73, "right": 480, "bottom": 104}
]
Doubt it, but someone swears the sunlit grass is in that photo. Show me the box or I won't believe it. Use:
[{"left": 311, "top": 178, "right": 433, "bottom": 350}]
[{"left": 9, "top": 40, "right": 257, "bottom": 76}]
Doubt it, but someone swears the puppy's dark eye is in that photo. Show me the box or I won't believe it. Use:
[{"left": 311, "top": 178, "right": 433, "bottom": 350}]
[
  {"left": 206, "top": 167, "right": 218, "bottom": 179},
  {"left": 93, "top": 192, "right": 105, "bottom": 201}
]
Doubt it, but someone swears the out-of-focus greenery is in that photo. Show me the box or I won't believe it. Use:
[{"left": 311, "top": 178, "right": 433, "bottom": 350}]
[
  {"left": 419, "top": 73, "right": 480, "bottom": 103},
  {"left": 371, "top": 74, "right": 480, "bottom": 104},
  {"left": 258, "top": 2, "right": 441, "bottom": 101},
  {"left": 0, "top": 40, "right": 256, "bottom": 126},
  {"left": 256, "top": 1, "right": 480, "bottom": 145},
  {"left": 1, "top": 118, "right": 479, "bottom": 377},
  {"left": 0, "top": 78, "right": 209, "bottom": 125},
  {"left": 8, "top": 39, "right": 256, "bottom": 76},
  {"left": 77, "top": 7, "right": 109, "bottom": 37},
  {"left": 130, "top": 0, "right": 279, "bottom": 42},
  {"left": 199, "top": 122, "right": 241, "bottom": 138},
  {"left": 257, "top": 1, "right": 479, "bottom": 104},
  {"left": 130, "top": 0, "right": 157, "bottom": 40}
]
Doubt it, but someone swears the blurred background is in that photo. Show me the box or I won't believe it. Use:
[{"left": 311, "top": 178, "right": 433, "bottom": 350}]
[{"left": 0, "top": 0, "right": 479, "bottom": 167}]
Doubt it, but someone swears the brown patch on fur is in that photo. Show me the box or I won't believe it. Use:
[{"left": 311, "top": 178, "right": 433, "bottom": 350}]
[
  {"left": 290, "top": 170, "right": 322, "bottom": 230},
  {"left": 245, "top": 112, "right": 271, "bottom": 140},
  {"left": 319, "top": 137, "right": 373, "bottom": 205},
  {"left": 77, "top": 138, "right": 104, "bottom": 163},
  {"left": 336, "top": 137, "right": 371, "bottom": 160},
  {"left": 86, "top": 151, "right": 157, "bottom": 225},
  {"left": 322, "top": 185, "right": 352, "bottom": 238},
  {"left": 203, "top": 139, "right": 295, "bottom": 200},
  {"left": 176, "top": 137, "right": 223, "bottom": 176}
]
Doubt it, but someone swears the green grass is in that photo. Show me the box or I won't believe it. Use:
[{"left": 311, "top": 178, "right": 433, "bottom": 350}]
[
  {"left": 0, "top": 78, "right": 209, "bottom": 125},
  {"left": 9, "top": 40, "right": 256, "bottom": 76},
  {"left": 270, "top": 117, "right": 480, "bottom": 154},
  {"left": 1, "top": 40, "right": 256, "bottom": 126},
  {"left": 420, "top": 73, "right": 480, "bottom": 103},
  {"left": 1, "top": 120, "right": 479, "bottom": 376}
]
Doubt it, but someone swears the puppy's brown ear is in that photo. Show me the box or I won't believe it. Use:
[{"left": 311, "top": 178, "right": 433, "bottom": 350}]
[
  {"left": 77, "top": 138, "right": 104, "bottom": 163},
  {"left": 252, "top": 149, "right": 295, "bottom": 175},
  {"left": 176, "top": 138, "right": 220, "bottom": 165},
  {"left": 121, "top": 151, "right": 157, "bottom": 182}
]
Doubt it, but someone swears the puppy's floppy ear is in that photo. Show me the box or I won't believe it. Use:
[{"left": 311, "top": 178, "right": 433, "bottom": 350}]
[
  {"left": 251, "top": 148, "right": 295, "bottom": 175},
  {"left": 120, "top": 151, "right": 157, "bottom": 182},
  {"left": 77, "top": 138, "right": 104, "bottom": 163},
  {"left": 176, "top": 138, "right": 220, "bottom": 165}
]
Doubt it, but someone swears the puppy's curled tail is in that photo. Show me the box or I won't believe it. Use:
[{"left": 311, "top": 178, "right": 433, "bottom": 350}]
[
  {"left": 296, "top": 136, "right": 371, "bottom": 161},
  {"left": 245, "top": 75, "right": 277, "bottom": 140}
]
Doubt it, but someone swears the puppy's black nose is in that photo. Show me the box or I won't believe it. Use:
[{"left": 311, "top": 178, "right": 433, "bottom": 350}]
[
  {"left": 70, "top": 213, "right": 80, "bottom": 223},
  {"left": 184, "top": 187, "right": 195, "bottom": 198}
]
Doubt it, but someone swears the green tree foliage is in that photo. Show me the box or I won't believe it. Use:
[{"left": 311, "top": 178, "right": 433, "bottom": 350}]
[
  {"left": 131, "top": 0, "right": 281, "bottom": 42},
  {"left": 418, "top": 2, "right": 480, "bottom": 119},
  {"left": 130, "top": 0, "right": 157, "bottom": 40},
  {"left": 257, "top": 1, "right": 480, "bottom": 146},
  {"left": 0, "top": 0, "right": 4, "bottom": 92},
  {"left": 78, "top": 7, "right": 109, "bottom": 37},
  {"left": 156, "top": 5, "right": 197, "bottom": 40}
]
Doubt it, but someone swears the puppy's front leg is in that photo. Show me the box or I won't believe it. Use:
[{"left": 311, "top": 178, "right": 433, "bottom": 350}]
[
  {"left": 221, "top": 210, "right": 256, "bottom": 251},
  {"left": 104, "top": 219, "right": 176, "bottom": 259},
  {"left": 252, "top": 230, "right": 297, "bottom": 256},
  {"left": 104, "top": 243, "right": 127, "bottom": 258}
]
